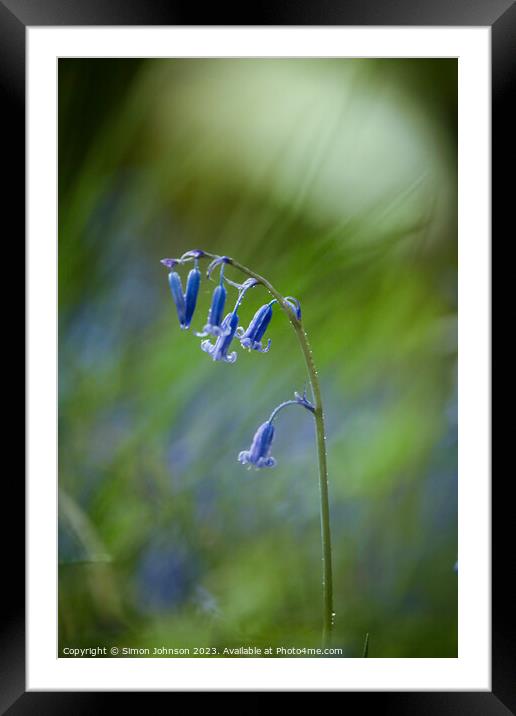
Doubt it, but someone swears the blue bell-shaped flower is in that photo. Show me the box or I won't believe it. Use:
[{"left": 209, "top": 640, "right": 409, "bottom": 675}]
[{"left": 237, "top": 301, "right": 274, "bottom": 353}]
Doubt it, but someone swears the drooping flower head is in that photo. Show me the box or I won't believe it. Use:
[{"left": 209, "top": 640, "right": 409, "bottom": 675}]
[{"left": 238, "top": 389, "right": 315, "bottom": 469}]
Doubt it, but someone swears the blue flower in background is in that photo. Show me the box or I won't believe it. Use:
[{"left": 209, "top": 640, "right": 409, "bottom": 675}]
[
  {"left": 237, "top": 300, "right": 275, "bottom": 353},
  {"left": 137, "top": 540, "right": 199, "bottom": 614}
]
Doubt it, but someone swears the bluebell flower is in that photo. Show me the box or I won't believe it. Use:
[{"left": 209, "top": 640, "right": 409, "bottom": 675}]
[
  {"left": 167, "top": 270, "right": 187, "bottom": 328},
  {"left": 237, "top": 300, "right": 275, "bottom": 352},
  {"left": 161, "top": 256, "right": 201, "bottom": 330},
  {"left": 197, "top": 283, "right": 228, "bottom": 337},
  {"left": 183, "top": 265, "right": 201, "bottom": 329},
  {"left": 238, "top": 421, "right": 276, "bottom": 469},
  {"left": 200, "top": 311, "right": 239, "bottom": 363},
  {"left": 238, "top": 390, "right": 315, "bottom": 469},
  {"left": 197, "top": 257, "right": 229, "bottom": 337},
  {"left": 199, "top": 278, "right": 257, "bottom": 363}
]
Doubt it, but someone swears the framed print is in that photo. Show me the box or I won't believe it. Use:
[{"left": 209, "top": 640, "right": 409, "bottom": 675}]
[{"left": 4, "top": 0, "right": 507, "bottom": 708}]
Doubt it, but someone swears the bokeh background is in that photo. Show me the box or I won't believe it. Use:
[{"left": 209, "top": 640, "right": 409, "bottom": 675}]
[{"left": 58, "top": 58, "right": 457, "bottom": 657}]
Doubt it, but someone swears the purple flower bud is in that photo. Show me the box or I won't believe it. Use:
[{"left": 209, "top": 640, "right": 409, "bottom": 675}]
[
  {"left": 197, "top": 283, "right": 228, "bottom": 337},
  {"left": 168, "top": 271, "right": 186, "bottom": 326},
  {"left": 183, "top": 267, "right": 201, "bottom": 329}
]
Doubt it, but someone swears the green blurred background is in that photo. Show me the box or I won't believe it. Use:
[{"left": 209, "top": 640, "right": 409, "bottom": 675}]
[{"left": 58, "top": 58, "right": 457, "bottom": 657}]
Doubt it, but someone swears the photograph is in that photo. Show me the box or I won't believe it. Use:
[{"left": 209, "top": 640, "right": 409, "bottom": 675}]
[{"left": 58, "top": 57, "right": 458, "bottom": 659}]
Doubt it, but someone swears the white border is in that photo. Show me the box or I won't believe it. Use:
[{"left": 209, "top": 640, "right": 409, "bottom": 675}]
[{"left": 27, "top": 27, "right": 490, "bottom": 691}]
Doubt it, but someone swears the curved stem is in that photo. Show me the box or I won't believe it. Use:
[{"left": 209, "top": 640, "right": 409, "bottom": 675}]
[
  {"left": 269, "top": 399, "right": 303, "bottom": 423},
  {"left": 201, "top": 251, "right": 334, "bottom": 647}
]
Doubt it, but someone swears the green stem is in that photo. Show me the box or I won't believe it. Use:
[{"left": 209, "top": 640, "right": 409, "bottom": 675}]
[
  {"left": 362, "top": 632, "right": 369, "bottom": 658},
  {"left": 200, "top": 251, "right": 334, "bottom": 647}
]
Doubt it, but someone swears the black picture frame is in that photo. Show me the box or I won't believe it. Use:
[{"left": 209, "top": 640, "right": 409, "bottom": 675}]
[{"left": 5, "top": 0, "right": 505, "bottom": 710}]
